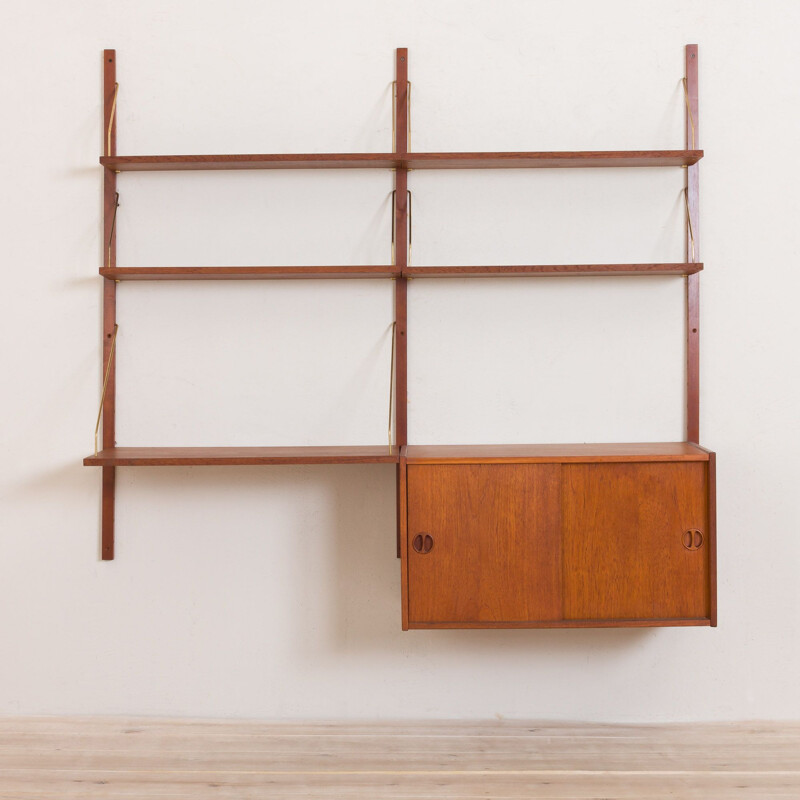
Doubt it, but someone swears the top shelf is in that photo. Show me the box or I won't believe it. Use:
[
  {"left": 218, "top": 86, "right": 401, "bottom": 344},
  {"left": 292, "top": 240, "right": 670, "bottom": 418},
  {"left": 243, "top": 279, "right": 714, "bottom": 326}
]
[{"left": 100, "top": 150, "right": 703, "bottom": 172}]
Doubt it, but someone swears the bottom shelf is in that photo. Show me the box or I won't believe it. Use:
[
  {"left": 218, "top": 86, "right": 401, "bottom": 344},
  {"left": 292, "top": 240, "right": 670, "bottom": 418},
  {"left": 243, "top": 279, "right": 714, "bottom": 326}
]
[
  {"left": 84, "top": 446, "right": 400, "bottom": 466},
  {"left": 84, "top": 442, "right": 709, "bottom": 467}
]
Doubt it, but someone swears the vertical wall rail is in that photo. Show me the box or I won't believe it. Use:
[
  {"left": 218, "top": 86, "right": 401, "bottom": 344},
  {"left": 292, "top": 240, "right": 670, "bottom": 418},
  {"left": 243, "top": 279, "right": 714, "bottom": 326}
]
[
  {"left": 685, "top": 44, "right": 700, "bottom": 443},
  {"left": 394, "top": 48, "right": 409, "bottom": 558},
  {"left": 102, "top": 49, "right": 118, "bottom": 559}
]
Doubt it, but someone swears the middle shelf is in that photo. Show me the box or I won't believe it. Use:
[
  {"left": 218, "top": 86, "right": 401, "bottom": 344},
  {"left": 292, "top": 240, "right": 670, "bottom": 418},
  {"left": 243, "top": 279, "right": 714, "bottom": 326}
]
[{"left": 100, "top": 150, "right": 703, "bottom": 172}]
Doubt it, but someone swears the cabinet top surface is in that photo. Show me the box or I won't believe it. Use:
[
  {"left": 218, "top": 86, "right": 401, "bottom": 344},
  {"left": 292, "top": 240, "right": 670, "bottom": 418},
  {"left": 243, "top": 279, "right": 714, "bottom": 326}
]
[{"left": 403, "top": 443, "right": 711, "bottom": 464}]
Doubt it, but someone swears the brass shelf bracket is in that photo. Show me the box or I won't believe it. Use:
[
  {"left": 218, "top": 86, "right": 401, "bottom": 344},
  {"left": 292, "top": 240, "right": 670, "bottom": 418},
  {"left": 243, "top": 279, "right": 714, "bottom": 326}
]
[
  {"left": 94, "top": 323, "right": 119, "bottom": 456},
  {"left": 683, "top": 187, "right": 696, "bottom": 263},
  {"left": 407, "top": 188, "right": 412, "bottom": 266},
  {"left": 107, "top": 191, "right": 120, "bottom": 268},
  {"left": 682, "top": 77, "right": 695, "bottom": 150},
  {"left": 106, "top": 82, "right": 119, "bottom": 157},
  {"left": 388, "top": 320, "right": 397, "bottom": 452}
]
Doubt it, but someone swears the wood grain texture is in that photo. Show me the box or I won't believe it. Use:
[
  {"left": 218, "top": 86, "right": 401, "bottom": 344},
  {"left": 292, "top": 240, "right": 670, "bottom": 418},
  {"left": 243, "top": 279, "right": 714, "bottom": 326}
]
[
  {"left": 101, "top": 49, "right": 117, "bottom": 561},
  {"left": 100, "top": 150, "right": 703, "bottom": 171},
  {"left": 687, "top": 272, "right": 700, "bottom": 441},
  {"left": 100, "top": 466, "right": 115, "bottom": 560},
  {"left": 406, "top": 464, "right": 562, "bottom": 624},
  {"left": 84, "top": 446, "right": 401, "bottom": 466},
  {"left": 395, "top": 48, "right": 408, "bottom": 156},
  {"left": 404, "top": 442, "right": 710, "bottom": 464},
  {"left": 403, "top": 458, "right": 711, "bottom": 628},
  {"left": 398, "top": 458, "right": 409, "bottom": 628},
  {"left": 0, "top": 768, "right": 792, "bottom": 798},
  {"left": 394, "top": 274, "right": 407, "bottom": 446},
  {"left": 562, "top": 462, "right": 710, "bottom": 621},
  {"left": 403, "top": 263, "right": 703, "bottom": 277},
  {"left": 0, "top": 718, "right": 797, "bottom": 799},
  {"left": 393, "top": 48, "right": 409, "bottom": 450},
  {"left": 100, "top": 266, "right": 395, "bottom": 280},
  {"left": 686, "top": 45, "right": 701, "bottom": 443}
]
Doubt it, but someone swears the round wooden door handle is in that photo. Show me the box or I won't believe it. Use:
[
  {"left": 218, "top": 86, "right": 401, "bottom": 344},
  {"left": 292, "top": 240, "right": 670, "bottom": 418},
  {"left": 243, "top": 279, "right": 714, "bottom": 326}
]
[
  {"left": 682, "top": 529, "right": 703, "bottom": 550},
  {"left": 412, "top": 533, "right": 434, "bottom": 554}
]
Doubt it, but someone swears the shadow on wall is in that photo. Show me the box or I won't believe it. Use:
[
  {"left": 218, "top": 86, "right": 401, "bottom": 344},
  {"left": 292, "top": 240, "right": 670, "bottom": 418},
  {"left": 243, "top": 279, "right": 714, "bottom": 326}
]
[
  {"left": 318, "top": 466, "right": 653, "bottom": 656},
  {"left": 74, "top": 464, "right": 654, "bottom": 658}
]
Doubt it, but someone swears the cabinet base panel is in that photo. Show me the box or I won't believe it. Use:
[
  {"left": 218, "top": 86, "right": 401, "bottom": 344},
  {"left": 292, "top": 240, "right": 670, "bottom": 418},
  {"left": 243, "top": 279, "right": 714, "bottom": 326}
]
[{"left": 407, "top": 618, "right": 713, "bottom": 629}]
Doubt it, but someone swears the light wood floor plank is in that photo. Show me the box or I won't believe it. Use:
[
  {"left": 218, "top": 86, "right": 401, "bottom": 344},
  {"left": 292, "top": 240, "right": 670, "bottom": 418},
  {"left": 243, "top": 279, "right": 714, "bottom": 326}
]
[
  {"left": 1, "top": 770, "right": 799, "bottom": 800},
  {"left": 0, "top": 718, "right": 797, "bottom": 799}
]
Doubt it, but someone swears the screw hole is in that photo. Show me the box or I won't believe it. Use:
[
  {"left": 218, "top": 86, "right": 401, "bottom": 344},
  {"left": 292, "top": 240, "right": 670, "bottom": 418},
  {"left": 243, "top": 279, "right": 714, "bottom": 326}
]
[{"left": 692, "top": 328, "right": 697, "bottom": 333}]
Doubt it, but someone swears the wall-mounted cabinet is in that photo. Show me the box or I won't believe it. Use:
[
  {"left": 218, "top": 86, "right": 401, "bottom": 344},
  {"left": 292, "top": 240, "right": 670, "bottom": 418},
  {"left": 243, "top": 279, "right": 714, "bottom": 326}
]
[{"left": 401, "top": 445, "right": 714, "bottom": 628}]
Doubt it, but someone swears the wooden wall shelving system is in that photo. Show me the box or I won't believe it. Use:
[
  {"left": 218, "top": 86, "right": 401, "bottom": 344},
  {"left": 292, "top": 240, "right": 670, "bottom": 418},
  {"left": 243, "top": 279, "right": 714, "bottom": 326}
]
[{"left": 85, "top": 46, "right": 715, "bottom": 630}]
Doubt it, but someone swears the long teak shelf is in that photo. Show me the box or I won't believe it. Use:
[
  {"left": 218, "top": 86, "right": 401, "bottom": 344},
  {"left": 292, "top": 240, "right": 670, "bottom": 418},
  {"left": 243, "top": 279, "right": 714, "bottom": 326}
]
[
  {"left": 100, "top": 263, "right": 703, "bottom": 281},
  {"left": 101, "top": 150, "right": 703, "bottom": 172},
  {"left": 83, "top": 443, "right": 704, "bottom": 467},
  {"left": 85, "top": 446, "right": 401, "bottom": 466}
]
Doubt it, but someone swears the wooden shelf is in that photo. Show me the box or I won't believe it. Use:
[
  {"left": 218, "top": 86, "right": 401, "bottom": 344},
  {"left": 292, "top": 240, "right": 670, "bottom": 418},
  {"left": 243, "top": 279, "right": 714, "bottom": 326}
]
[
  {"left": 406, "top": 151, "right": 703, "bottom": 169},
  {"left": 84, "top": 443, "right": 708, "bottom": 466},
  {"left": 100, "top": 264, "right": 701, "bottom": 281},
  {"left": 403, "top": 443, "right": 710, "bottom": 464},
  {"left": 100, "top": 150, "right": 703, "bottom": 172},
  {"left": 101, "top": 153, "right": 399, "bottom": 171},
  {"left": 100, "top": 266, "right": 397, "bottom": 281},
  {"left": 404, "top": 263, "right": 703, "bottom": 278},
  {"left": 85, "top": 446, "right": 401, "bottom": 466}
]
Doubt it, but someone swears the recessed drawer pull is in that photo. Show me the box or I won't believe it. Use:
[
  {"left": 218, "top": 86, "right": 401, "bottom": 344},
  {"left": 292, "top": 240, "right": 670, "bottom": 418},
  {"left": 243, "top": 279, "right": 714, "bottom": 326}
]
[
  {"left": 683, "top": 529, "right": 703, "bottom": 550},
  {"left": 412, "top": 533, "right": 434, "bottom": 554}
]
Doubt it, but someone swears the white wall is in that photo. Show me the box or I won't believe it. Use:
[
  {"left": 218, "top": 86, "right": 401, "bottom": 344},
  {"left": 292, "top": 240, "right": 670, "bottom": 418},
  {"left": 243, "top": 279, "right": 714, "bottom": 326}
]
[{"left": 1, "top": 0, "right": 798, "bottom": 721}]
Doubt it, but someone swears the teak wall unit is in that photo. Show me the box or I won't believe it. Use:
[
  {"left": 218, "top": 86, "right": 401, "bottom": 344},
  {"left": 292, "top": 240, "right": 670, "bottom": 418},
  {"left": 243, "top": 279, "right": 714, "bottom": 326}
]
[{"left": 85, "top": 46, "right": 716, "bottom": 630}]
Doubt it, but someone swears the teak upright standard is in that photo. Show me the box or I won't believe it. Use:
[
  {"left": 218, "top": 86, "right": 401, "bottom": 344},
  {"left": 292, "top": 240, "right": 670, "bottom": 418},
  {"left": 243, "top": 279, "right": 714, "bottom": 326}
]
[{"left": 85, "top": 46, "right": 716, "bottom": 630}]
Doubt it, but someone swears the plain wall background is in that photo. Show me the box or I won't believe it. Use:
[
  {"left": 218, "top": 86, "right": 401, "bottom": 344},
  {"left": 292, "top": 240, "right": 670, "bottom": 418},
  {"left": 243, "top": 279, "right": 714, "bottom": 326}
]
[{"left": 1, "top": 0, "right": 798, "bottom": 721}]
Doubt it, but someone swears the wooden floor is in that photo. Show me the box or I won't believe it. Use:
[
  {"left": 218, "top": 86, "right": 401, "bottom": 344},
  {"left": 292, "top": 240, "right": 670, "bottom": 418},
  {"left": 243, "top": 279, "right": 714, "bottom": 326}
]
[{"left": 0, "top": 718, "right": 798, "bottom": 798}]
